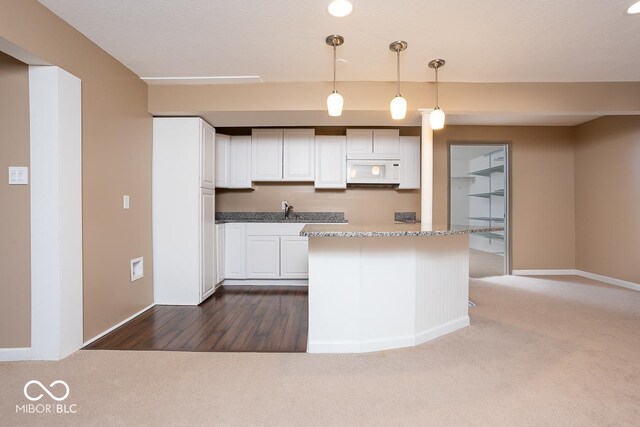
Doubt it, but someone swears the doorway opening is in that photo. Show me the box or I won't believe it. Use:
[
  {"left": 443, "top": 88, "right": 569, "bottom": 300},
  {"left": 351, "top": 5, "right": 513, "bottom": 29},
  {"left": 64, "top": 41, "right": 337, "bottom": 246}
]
[{"left": 449, "top": 143, "right": 510, "bottom": 277}]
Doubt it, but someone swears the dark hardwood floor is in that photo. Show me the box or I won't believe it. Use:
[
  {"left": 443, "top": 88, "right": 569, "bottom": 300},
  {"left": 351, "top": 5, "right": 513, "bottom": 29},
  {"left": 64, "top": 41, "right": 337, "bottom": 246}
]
[{"left": 85, "top": 286, "right": 308, "bottom": 353}]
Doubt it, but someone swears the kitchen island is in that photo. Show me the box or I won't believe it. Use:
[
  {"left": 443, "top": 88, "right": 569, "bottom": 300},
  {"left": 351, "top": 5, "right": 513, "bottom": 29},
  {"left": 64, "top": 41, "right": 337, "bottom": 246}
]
[{"left": 300, "top": 223, "right": 503, "bottom": 353}]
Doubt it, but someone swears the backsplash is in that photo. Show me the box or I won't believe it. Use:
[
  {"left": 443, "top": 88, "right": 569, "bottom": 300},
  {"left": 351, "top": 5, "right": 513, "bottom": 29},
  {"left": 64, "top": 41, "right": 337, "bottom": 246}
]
[{"left": 216, "top": 183, "right": 420, "bottom": 225}]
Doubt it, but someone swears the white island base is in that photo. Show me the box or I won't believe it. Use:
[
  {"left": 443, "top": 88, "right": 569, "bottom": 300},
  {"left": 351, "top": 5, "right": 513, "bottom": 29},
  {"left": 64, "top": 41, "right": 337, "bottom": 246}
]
[{"left": 307, "top": 234, "right": 471, "bottom": 353}]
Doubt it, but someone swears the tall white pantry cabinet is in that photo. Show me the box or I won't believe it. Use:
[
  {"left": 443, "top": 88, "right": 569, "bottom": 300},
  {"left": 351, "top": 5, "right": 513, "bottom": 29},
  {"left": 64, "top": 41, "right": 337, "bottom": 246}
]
[{"left": 153, "top": 117, "right": 218, "bottom": 305}]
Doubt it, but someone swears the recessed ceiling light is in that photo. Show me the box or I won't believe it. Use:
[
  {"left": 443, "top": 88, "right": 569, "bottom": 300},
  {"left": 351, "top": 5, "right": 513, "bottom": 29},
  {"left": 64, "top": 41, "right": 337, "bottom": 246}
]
[
  {"left": 627, "top": 1, "right": 640, "bottom": 14},
  {"left": 328, "top": 0, "right": 353, "bottom": 17}
]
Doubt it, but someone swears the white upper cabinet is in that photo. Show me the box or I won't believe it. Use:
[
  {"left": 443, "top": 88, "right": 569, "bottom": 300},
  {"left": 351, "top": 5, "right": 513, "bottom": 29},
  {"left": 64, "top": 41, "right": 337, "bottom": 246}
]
[
  {"left": 251, "top": 128, "right": 315, "bottom": 182},
  {"left": 347, "top": 129, "right": 400, "bottom": 159},
  {"left": 346, "top": 129, "right": 373, "bottom": 157},
  {"left": 399, "top": 136, "right": 421, "bottom": 189},
  {"left": 373, "top": 129, "right": 400, "bottom": 157},
  {"left": 229, "top": 135, "right": 252, "bottom": 188},
  {"left": 315, "top": 136, "right": 346, "bottom": 189},
  {"left": 215, "top": 133, "right": 230, "bottom": 188},
  {"left": 283, "top": 129, "right": 315, "bottom": 181},
  {"left": 200, "top": 122, "right": 215, "bottom": 189},
  {"left": 215, "top": 134, "right": 252, "bottom": 189},
  {"left": 251, "top": 129, "right": 284, "bottom": 181}
]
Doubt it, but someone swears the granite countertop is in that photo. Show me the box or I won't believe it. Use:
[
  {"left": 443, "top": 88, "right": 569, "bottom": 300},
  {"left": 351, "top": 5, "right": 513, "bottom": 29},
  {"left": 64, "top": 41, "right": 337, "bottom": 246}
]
[
  {"left": 215, "top": 211, "right": 348, "bottom": 224},
  {"left": 300, "top": 223, "right": 504, "bottom": 238}
]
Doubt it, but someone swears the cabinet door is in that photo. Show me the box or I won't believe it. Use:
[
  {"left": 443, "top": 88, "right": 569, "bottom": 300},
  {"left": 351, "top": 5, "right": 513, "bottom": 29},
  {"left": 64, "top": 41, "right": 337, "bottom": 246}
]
[
  {"left": 215, "top": 133, "right": 230, "bottom": 188},
  {"left": 399, "top": 136, "right": 420, "bottom": 189},
  {"left": 230, "top": 135, "right": 252, "bottom": 188},
  {"left": 346, "top": 129, "right": 373, "bottom": 158},
  {"left": 251, "top": 129, "right": 283, "bottom": 181},
  {"left": 215, "top": 223, "right": 225, "bottom": 284},
  {"left": 200, "top": 190, "right": 215, "bottom": 299},
  {"left": 246, "top": 236, "right": 280, "bottom": 278},
  {"left": 315, "top": 136, "right": 346, "bottom": 189},
  {"left": 373, "top": 129, "right": 400, "bottom": 157},
  {"left": 280, "top": 236, "right": 309, "bottom": 279},
  {"left": 283, "top": 129, "right": 315, "bottom": 181},
  {"left": 200, "top": 122, "right": 215, "bottom": 189},
  {"left": 224, "top": 223, "right": 246, "bottom": 279}
]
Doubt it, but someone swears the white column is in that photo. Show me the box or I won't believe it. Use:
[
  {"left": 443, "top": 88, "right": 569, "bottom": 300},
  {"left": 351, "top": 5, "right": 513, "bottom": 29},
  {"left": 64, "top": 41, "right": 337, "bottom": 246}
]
[
  {"left": 419, "top": 109, "right": 434, "bottom": 225},
  {"left": 29, "top": 66, "right": 83, "bottom": 360}
]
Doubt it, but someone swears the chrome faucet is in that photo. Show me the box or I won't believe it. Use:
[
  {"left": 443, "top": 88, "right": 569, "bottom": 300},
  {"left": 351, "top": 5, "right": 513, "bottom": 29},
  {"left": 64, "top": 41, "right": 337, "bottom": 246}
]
[{"left": 284, "top": 203, "right": 294, "bottom": 220}]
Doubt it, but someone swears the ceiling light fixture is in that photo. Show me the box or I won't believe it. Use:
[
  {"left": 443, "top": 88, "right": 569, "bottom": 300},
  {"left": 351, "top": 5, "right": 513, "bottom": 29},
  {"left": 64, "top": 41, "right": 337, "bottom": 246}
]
[
  {"left": 389, "top": 41, "right": 408, "bottom": 120},
  {"left": 326, "top": 35, "right": 345, "bottom": 117},
  {"left": 627, "top": 1, "right": 640, "bottom": 14},
  {"left": 328, "top": 0, "right": 353, "bottom": 17},
  {"left": 428, "top": 59, "right": 446, "bottom": 130}
]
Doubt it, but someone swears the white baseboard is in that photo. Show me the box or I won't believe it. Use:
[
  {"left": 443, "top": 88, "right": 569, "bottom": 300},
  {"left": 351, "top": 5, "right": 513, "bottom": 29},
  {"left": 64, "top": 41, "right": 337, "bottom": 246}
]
[
  {"left": 222, "top": 279, "right": 308, "bottom": 287},
  {"left": 512, "top": 269, "right": 639, "bottom": 292},
  {"left": 512, "top": 269, "right": 578, "bottom": 276},
  {"left": 83, "top": 303, "right": 155, "bottom": 347},
  {"left": 308, "top": 317, "right": 470, "bottom": 354},
  {"left": 576, "top": 270, "right": 640, "bottom": 292},
  {"left": 415, "top": 316, "right": 470, "bottom": 346},
  {"left": 0, "top": 347, "right": 31, "bottom": 362}
]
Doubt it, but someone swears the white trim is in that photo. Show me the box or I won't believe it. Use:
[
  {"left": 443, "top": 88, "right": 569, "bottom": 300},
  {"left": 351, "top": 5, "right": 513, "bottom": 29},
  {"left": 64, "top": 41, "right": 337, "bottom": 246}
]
[
  {"left": 415, "top": 316, "right": 470, "bottom": 345},
  {"left": 512, "top": 269, "right": 578, "bottom": 276},
  {"left": 0, "top": 348, "right": 31, "bottom": 362},
  {"left": 512, "top": 269, "right": 640, "bottom": 292},
  {"left": 576, "top": 270, "right": 640, "bottom": 292},
  {"left": 29, "top": 66, "right": 83, "bottom": 361},
  {"left": 308, "top": 317, "right": 470, "bottom": 354},
  {"left": 221, "top": 279, "right": 308, "bottom": 287},
  {"left": 83, "top": 304, "right": 155, "bottom": 347}
]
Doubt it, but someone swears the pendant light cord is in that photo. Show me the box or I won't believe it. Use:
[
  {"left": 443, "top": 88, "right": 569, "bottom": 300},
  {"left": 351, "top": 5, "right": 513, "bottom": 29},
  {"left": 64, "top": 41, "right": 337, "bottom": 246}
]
[
  {"left": 435, "top": 66, "right": 439, "bottom": 108},
  {"left": 333, "top": 44, "right": 337, "bottom": 93},
  {"left": 396, "top": 50, "right": 401, "bottom": 96}
]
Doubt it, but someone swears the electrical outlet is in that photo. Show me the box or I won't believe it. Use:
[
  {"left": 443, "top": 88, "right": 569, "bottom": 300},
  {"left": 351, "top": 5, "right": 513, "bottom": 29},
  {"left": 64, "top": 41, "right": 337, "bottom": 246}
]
[{"left": 281, "top": 201, "right": 288, "bottom": 210}]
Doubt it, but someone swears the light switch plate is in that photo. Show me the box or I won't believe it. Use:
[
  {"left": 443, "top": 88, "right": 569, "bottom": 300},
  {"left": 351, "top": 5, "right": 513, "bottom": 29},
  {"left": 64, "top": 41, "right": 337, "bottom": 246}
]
[
  {"left": 8, "top": 167, "right": 29, "bottom": 185},
  {"left": 123, "top": 195, "right": 130, "bottom": 209}
]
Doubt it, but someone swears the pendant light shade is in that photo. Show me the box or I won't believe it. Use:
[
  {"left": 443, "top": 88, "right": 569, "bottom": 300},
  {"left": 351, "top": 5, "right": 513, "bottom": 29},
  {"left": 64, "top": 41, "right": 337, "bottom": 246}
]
[
  {"left": 326, "top": 35, "right": 345, "bottom": 117},
  {"left": 388, "top": 41, "right": 408, "bottom": 120},
  {"left": 390, "top": 96, "right": 407, "bottom": 120},
  {"left": 429, "top": 107, "right": 445, "bottom": 130},
  {"left": 428, "top": 59, "right": 446, "bottom": 130},
  {"left": 327, "top": 91, "right": 344, "bottom": 117}
]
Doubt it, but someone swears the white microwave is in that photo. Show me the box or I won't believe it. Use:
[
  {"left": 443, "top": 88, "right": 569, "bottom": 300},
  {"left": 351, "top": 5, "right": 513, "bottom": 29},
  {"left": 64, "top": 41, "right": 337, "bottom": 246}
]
[{"left": 347, "top": 159, "right": 401, "bottom": 184}]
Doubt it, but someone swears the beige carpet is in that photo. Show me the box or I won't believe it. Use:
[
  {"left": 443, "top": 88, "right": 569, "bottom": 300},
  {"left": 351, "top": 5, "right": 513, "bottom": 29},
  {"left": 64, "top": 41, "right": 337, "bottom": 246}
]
[
  {"left": 1, "top": 275, "right": 639, "bottom": 426},
  {"left": 469, "top": 248, "right": 504, "bottom": 278}
]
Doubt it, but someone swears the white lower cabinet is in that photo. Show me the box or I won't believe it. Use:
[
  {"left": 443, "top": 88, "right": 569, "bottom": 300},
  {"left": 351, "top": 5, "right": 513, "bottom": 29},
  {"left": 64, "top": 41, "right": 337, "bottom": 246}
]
[
  {"left": 280, "top": 236, "right": 309, "bottom": 278},
  {"left": 224, "top": 223, "right": 247, "bottom": 279},
  {"left": 246, "top": 236, "right": 281, "bottom": 278},
  {"left": 201, "top": 190, "right": 216, "bottom": 298},
  {"left": 215, "top": 223, "right": 225, "bottom": 284}
]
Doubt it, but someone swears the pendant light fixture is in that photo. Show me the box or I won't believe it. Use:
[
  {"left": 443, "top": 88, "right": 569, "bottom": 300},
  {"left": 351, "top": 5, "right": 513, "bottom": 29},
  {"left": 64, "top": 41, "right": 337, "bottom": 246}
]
[
  {"left": 389, "top": 41, "right": 408, "bottom": 120},
  {"left": 326, "top": 35, "right": 345, "bottom": 117},
  {"left": 428, "top": 59, "right": 446, "bottom": 130}
]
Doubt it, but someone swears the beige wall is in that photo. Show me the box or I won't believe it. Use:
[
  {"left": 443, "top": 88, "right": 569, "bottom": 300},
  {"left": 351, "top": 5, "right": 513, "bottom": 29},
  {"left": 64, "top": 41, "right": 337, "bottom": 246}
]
[
  {"left": 217, "top": 184, "right": 420, "bottom": 225},
  {"left": 575, "top": 116, "right": 640, "bottom": 283},
  {"left": 434, "top": 126, "right": 576, "bottom": 271},
  {"left": 0, "top": 0, "right": 153, "bottom": 341},
  {"left": 0, "top": 51, "right": 30, "bottom": 348}
]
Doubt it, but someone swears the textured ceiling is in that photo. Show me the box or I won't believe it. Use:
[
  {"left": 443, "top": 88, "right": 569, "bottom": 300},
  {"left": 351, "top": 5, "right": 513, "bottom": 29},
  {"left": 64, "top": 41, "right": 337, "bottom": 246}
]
[{"left": 38, "top": 0, "right": 640, "bottom": 83}]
